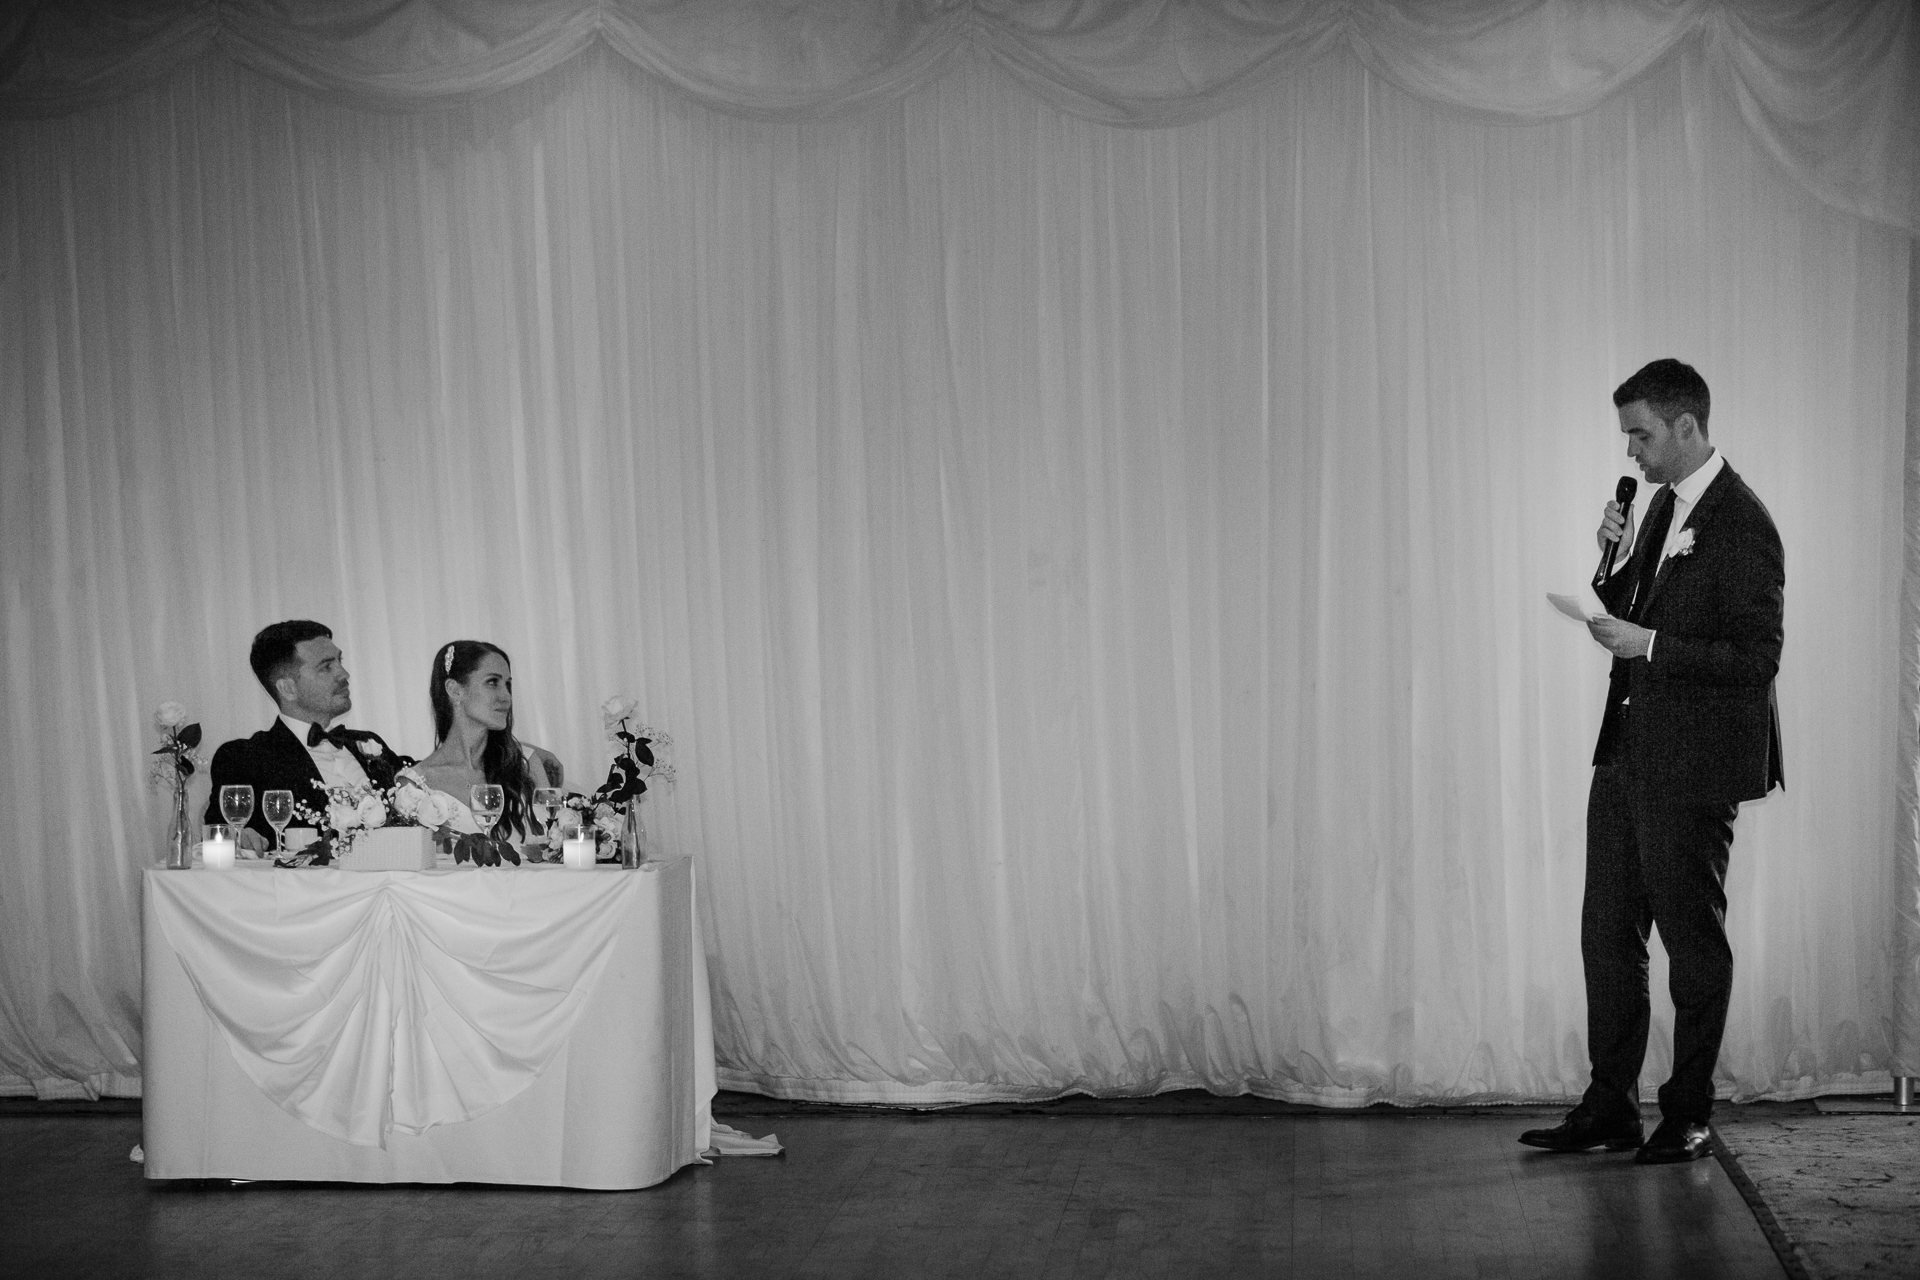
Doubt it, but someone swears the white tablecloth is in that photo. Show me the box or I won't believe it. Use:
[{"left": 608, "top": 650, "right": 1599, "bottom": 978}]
[{"left": 142, "top": 859, "right": 712, "bottom": 1189}]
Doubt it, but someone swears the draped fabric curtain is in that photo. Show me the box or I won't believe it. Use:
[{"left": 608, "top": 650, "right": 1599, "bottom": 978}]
[
  {"left": 0, "top": 2, "right": 1913, "bottom": 1103},
  {"left": 4, "top": 1, "right": 1917, "bottom": 232}
]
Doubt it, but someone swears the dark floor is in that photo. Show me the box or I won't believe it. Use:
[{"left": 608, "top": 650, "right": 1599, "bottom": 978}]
[{"left": 0, "top": 1096, "right": 1788, "bottom": 1280}]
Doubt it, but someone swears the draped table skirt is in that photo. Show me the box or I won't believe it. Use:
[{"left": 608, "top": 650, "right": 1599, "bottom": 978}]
[{"left": 141, "top": 859, "right": 707, "bottom": 1189}]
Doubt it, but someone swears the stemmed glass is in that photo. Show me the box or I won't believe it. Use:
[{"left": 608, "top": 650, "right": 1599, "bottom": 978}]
[
  {"left": 262, "top": 790, "right": 294, "bottom": 855},
  {"left": 470, "top": 784, "right": 505, "bottom": 837},
  {"left": 532, "top": 787, "right": 561, "bottom": 834},
  {"left": 219, "top": 785, "right": 254, "bottom": 847}
]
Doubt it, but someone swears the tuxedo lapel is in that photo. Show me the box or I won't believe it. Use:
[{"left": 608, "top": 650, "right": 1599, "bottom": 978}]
[
  {"left": 266, "top": 717, "right": 325, "bottom": 786},
  {"left": 1641, "top": 465, "right": 1737, "bottom": 618}
]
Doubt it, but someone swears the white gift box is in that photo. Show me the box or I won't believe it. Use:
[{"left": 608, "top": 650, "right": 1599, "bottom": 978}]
[{"left": 348, "top": 827, "right": 435, "bottom": 872}]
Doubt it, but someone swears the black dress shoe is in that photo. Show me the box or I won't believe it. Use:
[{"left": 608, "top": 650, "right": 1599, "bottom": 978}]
[
  {"left": 1518, "top": 1108, "right": 1644, "bottom": 1152},
  {"left": 1634, "top": 1118, "right": 1712, "bottom": 1164}
]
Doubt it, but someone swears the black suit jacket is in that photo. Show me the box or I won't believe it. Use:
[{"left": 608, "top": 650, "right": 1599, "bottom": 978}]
[
  {"left": 1593, "top": 462, "right": 1785, "bottom": 805},
  {"left": 204, "top": 719, "right": 406, "bottom": 843}
]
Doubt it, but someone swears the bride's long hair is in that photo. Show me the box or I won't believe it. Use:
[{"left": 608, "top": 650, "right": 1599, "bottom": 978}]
[{"left": 430, "top": 640, "right": 534, "bottom": 839}]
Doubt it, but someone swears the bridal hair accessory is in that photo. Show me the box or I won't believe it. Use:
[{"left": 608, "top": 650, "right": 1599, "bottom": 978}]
[{"left": 444, "top": 645, "right": 455, "bottom": 674}]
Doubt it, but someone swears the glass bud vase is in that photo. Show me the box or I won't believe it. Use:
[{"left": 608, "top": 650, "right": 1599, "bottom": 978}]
[
  {"left": 620, "top": 801, "right": 644, "bottom": 870},
  {"left": 166, "top": 782, "right": 193, "bottom": 869}
]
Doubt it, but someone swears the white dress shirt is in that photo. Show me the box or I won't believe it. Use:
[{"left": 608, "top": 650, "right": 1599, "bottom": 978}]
[
  {"left": 280, "top": 713, "right": 373, "bottom": 792},
  {"left": 1643, "top": 448, "right": 1725, "bottom": 662}
]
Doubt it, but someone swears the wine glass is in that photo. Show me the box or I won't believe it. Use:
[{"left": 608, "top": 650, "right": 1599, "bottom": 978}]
[
  {"left": 262, "top": 790, "right": 294, "bottom": 855},
  {"left": 219, "top": 785, "right": 255, "bottom": 845},
  {"left": 470, "top": 784, "right": 505, "bottom": 837},
  {"left": 532, "top": 787, "right": 561, "bottom": 833}
]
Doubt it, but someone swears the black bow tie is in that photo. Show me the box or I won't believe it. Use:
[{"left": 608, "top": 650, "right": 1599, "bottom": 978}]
[{"left": 307, "top": 723, "right": 354, "bottom": 751}]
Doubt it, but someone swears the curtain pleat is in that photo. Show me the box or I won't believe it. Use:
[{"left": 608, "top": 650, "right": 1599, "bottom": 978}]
[{"left": 0, "top": 41, "right": 1907, "bottom": 1103}]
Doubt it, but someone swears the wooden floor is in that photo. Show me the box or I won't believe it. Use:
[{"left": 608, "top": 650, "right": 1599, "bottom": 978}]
[{"left": 0, "top": 1109, "right": 1786, "bottom": 1279}]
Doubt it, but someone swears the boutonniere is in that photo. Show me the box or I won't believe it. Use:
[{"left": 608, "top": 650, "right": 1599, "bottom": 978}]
[
  {"left": 1668, "top": 528, "right": 1697, "bottom": 559},
  {"left": 357, "top": 738, "right": 383, "bottom": 758}
]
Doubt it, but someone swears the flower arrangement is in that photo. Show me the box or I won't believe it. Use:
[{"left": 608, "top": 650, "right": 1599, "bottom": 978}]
[
  {"left": 538, "top": 696, "right": 676, "bottom": 861},
  {"left": 287, "top": 774, "right": 518, "bottom": 867},
  {"left": 153, "top": 701, "right": 206, "bottom": 869},
  {"left": 595, "top": 695, "right": 675, "bottom": 802},
  {"left": 148, "top": 701, "right": 204, "bottom": 793}
]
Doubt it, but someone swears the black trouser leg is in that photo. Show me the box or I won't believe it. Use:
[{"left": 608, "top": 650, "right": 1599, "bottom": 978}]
[
  {"left": 1638, "top": 793, "right": 1736, "bottom": 1125},
  {"left": 1581, "top": 766, "right": 1651, "bottom": 1120}
]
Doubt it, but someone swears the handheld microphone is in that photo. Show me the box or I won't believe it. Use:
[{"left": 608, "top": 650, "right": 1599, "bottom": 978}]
[{"left": 1592, "top": 476, "right": 1638, "bottom": 588}]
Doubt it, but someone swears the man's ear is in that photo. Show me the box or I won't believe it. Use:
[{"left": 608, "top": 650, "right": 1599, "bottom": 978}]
[
  {"left": 1674, "top": 412, "right": 1700, "bottom": 442},
  {"left": 273, "top": 674, "right": 299, "bottom": 708}
]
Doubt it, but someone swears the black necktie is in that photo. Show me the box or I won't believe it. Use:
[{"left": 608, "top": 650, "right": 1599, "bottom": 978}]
[
  {"left": 1627, "top": 486, "right": 1675, "bottom": 624},
  {"left": 307, "top": 723, "right": 353, "bottom": 751}
]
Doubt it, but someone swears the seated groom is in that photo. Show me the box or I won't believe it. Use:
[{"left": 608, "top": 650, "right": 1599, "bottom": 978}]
[{"left": 204, "top": 620, "right": 407, "bottom": 854}]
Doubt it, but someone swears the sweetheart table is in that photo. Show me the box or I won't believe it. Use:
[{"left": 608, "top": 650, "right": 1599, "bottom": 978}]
[{"left": 142, "top": 858, "right": 716, "bottom": 1189}]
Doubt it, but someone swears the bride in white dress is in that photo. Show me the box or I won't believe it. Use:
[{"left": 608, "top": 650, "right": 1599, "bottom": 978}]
[{"left": 401, "top": 641, "right": 558, "bottom": 856}]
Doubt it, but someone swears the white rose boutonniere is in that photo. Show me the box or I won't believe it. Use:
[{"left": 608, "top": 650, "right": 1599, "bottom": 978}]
[
  {"left": 1669, "top": 528, "right": 1697, "bottom": 559},
  {"left": 357, "top": 738, "right": 383, "bottom": 758}
]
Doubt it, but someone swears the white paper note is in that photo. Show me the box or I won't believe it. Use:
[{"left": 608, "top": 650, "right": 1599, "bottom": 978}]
[{"left": 1547, "top": 585, "right": 1609, "bottom": 623}]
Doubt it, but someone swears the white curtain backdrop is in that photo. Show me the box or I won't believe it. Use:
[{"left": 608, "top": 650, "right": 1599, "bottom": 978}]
[{"left": 0, "top": 4, "right": 1912, "bottom": 1104}]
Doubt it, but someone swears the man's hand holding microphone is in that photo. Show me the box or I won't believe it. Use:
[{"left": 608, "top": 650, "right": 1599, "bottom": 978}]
[{"left": 1587, "top": 476, "right": 1653, "bottom": 659}]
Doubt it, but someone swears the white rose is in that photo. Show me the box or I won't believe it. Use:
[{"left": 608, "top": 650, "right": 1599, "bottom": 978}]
[
  {"left": 328, "top": 798, "right": 361, "bottom": 831},
  {"left": 355, "top": 794, "right": 387, "bottom": 828},
  {"left": 594, "top": 806, "right": 624, "bottom": 837},
  {"left": 418, "top": 792, "right": 455, "bottom": 828},
  {"left": 601, "top": 694, "right": 638, "bottom": 730},
  {"left": 391, "top": 783, "right": 424, "bottom": 820},
  {"left": 155, "top": 701, "right": 187, "bottom": 730},
  {"left": 358, "top": 739, "right": 384, "bottom": 759}
]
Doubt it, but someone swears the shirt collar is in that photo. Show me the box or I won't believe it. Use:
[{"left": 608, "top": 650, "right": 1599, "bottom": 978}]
[
  {"left": 280, "top": 712, "right": 336, "bottom": 744},
  {"left": 1667, "top": 448, "right": 1723, "bottom": 509}
]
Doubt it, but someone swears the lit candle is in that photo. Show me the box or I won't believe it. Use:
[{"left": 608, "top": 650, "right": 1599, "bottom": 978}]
[
  {"left": 561, "top": 836, "right": 594, "bottom": 869},
  {"left": 202, "top": 833, "right": 236, "bottom": 870}
]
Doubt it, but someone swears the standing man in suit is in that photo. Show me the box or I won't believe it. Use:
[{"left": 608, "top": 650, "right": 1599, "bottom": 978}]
[
  {"left": 204, "top": 619, "right": 406, "bottom": 853},
  {"left": 1521, "top": 359, "right": 1785, "bottom": 1164}
]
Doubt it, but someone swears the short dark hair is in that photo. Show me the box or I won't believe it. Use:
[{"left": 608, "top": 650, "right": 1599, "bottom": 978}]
[
  {"left": 249, "top": 620, "right": 333, "bottom": 699},
  {"left": 1613, "top": 359, "right": 1710, "bottom": 437}
]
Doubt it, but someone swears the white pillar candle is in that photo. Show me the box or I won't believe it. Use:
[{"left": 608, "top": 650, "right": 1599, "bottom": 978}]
[
  {"left": 202, "top": 834, "right": 235, "bottom": 870},
  {"left": 561, "top": 836, "right": 594, "bottom": 869}
]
